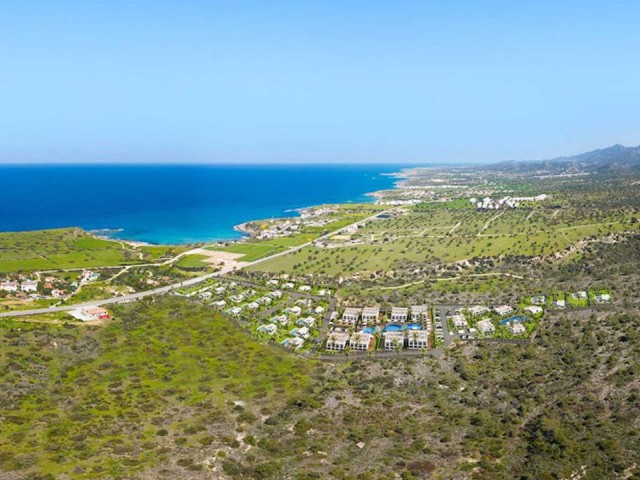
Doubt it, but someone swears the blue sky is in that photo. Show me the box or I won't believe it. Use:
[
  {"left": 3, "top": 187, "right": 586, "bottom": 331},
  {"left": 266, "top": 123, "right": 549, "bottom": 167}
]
[{"left": 1, "top": 1, "right": 639, "bottom": 164}]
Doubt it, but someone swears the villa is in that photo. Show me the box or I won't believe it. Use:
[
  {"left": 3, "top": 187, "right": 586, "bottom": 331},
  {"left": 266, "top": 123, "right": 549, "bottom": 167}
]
[
  {"left": 299, "top": 285, "right": 312, "bottom": 292},
  {"left": 269, "top": 290, "right": 284, "bottom": 298},
  {"left": 297, "top": 316, "right": 316, "bottom": 327},
  {"left": 283, "top": 337, "right": 304, "bottom": 349},
  {"left": 287, "top": 305, "right": 302, "bottom": 316},
  {"left": 477, "top": 318, "right": 495, "bottom": 335},
  {"left": 383, "top": 331, "right": 406, "bottom": 350},
  {"left": 0, "top": 281, "right": 18, "bottom": 292},
  {"left": 494, "top": 305, "right": 514, "bottom": 316},
  {"left": 468, "top": 305, "right": 488, "bottom": 316},
  {"left": 228, "top": 307, "right": 242, "bottom": 316},
  {"left": 411, "top": 305, "right": 429, "bottom": 322},
  {"left": 525, "top": 306, "right": 543, "bottom": 315},
  {"left": 350, "top": 332, "right": 374, "bottom": 352},
  {"left": 406, "top": 330, "right": 429, "bottom": 349},
  {"left": 508, "top": 322, "right": 526, "bottom": 335},
  {"left": 271, "top": 314, "right": 289, "bottom": 325},
  {"left": 572, "top": 291, "right": 588, "bottom": 300},
  {"left": 296, "top": 326, "right": 310, "bottom": 339},
  {"left": 20, "top": 280, "right": 38, "bottom": 292},
  {"left": 555, "top": 299, "right": 566, "bottom": 308},
  {"left": 314, "top": 306, "right": 325, "bottom": 314},
  {"left": 451, "top": 314, "right": 468, "bottom": 329},
  {"left": 326, "top": 331, "right": 350, "bottom": 351},
  {"left": 342, "top": 307, "right": 361, "bottom": 325},
  {"left": 283, "top": 282, "right": 295, "bottom": 289},
  {"left": 390, "top": 306, "right": 409, "bottom": 323},
  {"left": 361, "top": 306, "right": 380, "bottom": 324},
  {"left": 595, "top": 293, "right": 611, "bottom": 303},
  {"left": 212, "top": 300, "right": 226, "bottom": 308},
  {"left": 531, "top": 295, "right": 546, "bottom": 305},
  {"left": 257, "top": 324, "right": 277, "bottom": 335},
  {"left": 246, "top": 302, "right": 260, "bottom": 310}
]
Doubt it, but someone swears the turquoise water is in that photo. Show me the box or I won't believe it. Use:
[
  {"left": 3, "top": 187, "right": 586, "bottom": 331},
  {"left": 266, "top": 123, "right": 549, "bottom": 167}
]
[{"left": 0, "top": 164, "right": 403, "bottom": 244}]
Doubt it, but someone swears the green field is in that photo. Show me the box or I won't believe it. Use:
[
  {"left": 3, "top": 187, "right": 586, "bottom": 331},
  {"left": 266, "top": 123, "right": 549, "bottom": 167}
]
[
  {"left": 0, "top": 228, "right": 153, "bottom": 273},
  {"left": 0, "top": 298, "right": 317, "bottom": 478}
]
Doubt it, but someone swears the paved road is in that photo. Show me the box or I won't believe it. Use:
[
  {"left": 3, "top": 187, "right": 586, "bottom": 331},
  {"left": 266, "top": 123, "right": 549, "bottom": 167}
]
[{"left": 0, "top": 209, "right": 392, "bottom": 319}]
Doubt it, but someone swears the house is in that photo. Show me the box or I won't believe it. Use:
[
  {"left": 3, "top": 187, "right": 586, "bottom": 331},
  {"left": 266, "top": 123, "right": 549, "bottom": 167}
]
[
  {"left": 295, "top": 326, "right": 310, "bottom": 339},
  {"left": 227, "top": 307, "right": 242, "bottom": 316},
  {"left": 212, "top": 300, "right": 226, "bottom": 308},
  {"left": 595, "top": 293, "right": 611, "bottom": 303},
  {"left": 51, "top": 289, "right": 65, "bottom": 298},
  {"left": 314, "top": 306, "right": 325, "bottom": 314},
  {"left": 525, "top": 306, "right": 543, "bottom": 315},
  {"left": 257, "top": 324, "right": 277, "bottom": 335},
  {"left": 299, "top": 285, "right": 312, "bottom": 292},
  {"left": 572, "top": 291, "right": 588, "bottom": 300},
  {"left": 477, "top": 318, "right": 495, "bottom": 335},
  {"left": 283, "top": 282, "right": 295, "bottom": 289},
  {"left": 390, "top": 307, "right": 409, "bottom": 323},
  {"left": 451, "top": 314, "right": 468, "bottom": 329},
  {"left": 555, "top": 299, "right": 566, "bottom": 308},
  {"left": 282, "top": 337, "right": 304, "bottom": 349},
  {"left": 287, "top": 306, "right": 302, "bottom": 316},
  {"left": 214, "top": 286, "right": 226, "bottom": 294},
  {"left": 21, "top": 280, "right": 38, "bottom": 292},
  {"left": 494, "top": 305, "right": 514, "bottom": 316},
  {"left": 406, "top": 330, "right": 429, "bottom": 349},
  {"left": 0, "top": 281, "right": 18, "bottom": 292},
  {"left": 411, "top": 305, "right": 429, "bottom": 322},
  {"left": 383, "top": 331, "right": 406, "bottom": 350},
  {"left": 257, "top": 296, "right": 272, "bottom": 305},
  {"left": 297, "top": 316, "right": 316, "bottom": 327},
  {"left": 318, "top": 289, "right": 330, "bottom": 296},
  {"left": 468, "top": 305, "right": 488, "bottom": 316},
  {"left": 246, "top": 302, "right": 260, "bottom": 310},
  {"left": 81, "top": 307, "right": 110, "bottom": 320},
  {"left": 531, "top": 295, "right": 546, "bottom": 305},
  {"left": 271, "top": 314, "right": 289, "bottom": 325},
  {"left": 342, "top": 307, "right": 361, "bottom": 325},
  {"left": 267, "top": 279, "right": 279, "bottom": 286},
  {"left": 326, "top": 331, "right": 350, "bottom": 351},
  {"left": 362, "top": 306, "right": 380, "bottom": 324},
  {"left": 349, "top": 332, "right": 374, "bottom": 351},
  {"left": 199, "top": 291, "right": 212, "bottom": 299},
  {"left": 508, "top": 322, "right": 526, "bottom": 335},
  {"left": 269, "top": 290, "right": 284, "bottom": 299},
  {"left": 230, "top": 294, "right": 245, "bottom": 303}
]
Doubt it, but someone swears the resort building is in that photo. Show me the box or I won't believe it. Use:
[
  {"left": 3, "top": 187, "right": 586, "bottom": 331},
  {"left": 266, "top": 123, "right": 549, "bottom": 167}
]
[
  {"left": 477, "top": 318, "right": 495, "bottom": 335},
  {"left": 0, "top": 281, "right": 18, "bottom": 292},
  {"left": 257, "top": 324, "right": 277, "bottom": 335},
  {"left": 572, "top": 291, "right": 588, "bottom": 300},
  {"left": 383, "top": 331, "right": 406, "bottom": 350},
  {"left": 390, "top": 307, "right": 409, "bottom": 323},
  {"left": 525, "top": 306, "right": 543, "bottom": 315},
  {"left": 299, "top": 285, "right": 311, "bottom": 292},
  {"left": 595, "top": 293, "right": 611, "bottom": 303},
  {"left": 361, "top": 306, "right": 380, "bottom": 324},
  {"left": 555, "top": 299, "right": 566, "bottom": 308},
  {"left": 407, "top": 330, "right": 429, "bottom": 349},
  {"left": 326, "top": 331, "right": 350, "bottom": 351},
  {"left": 508, "top": 322, "right": 526, "bottom": 335},
  {"left": 349, "top": 333, "right": 374, "bottom": 352},
  {"left": 20, "top": 280, "right": 38, "bottom": 292},
  {"left": 451, "top": 314, "right": 468, "bottom": 329},
  {"left": 468, "top": 305, "right": 489, "bottom": 316},
  {"left": 342, "top": 307, "right": 361, "bottom": 325},
  {"left": 411, "top": 305, "right": 429, "bottom": 322},
  {"left": 494, "top": 305, "right": 514, "bottom": 316}
]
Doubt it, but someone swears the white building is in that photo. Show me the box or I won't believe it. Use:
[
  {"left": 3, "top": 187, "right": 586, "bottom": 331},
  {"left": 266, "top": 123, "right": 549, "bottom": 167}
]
[
  {"left": 326, "top": 331, "right": 350, "bottom": 351},
  {"left": 257, "top": 324, "right": 277, "bottom": 335},
  {"left": 411, "top": 305, "right": 429, "bottom": 322},
  {"left": 383, "top": 331, "right": 406, "bottom": 350},
  {"left": 595, "top": 293, "right": 611, "bottom": 303},
  {"left": 361, "top": 306, "right": 380, "bottom": 324},
  {"left": 406, "top": 330, "right": 429, "bottom": 349},
  {"left": 530, "top": 295, "right": 546, "bottom": 305},
  {"left": 0, "top": 281, "right": 18, "bottom": 292},
  {"left": 349, "top": 333, "right": 373, "bottom": 351},
  {"left": 342, "top": 307, "right": 361, "bottom": 325},
  {"left": 299, "top": 285, "right": 312, "bottom": 292},
  {"left": 555, "top": 299, "right": 566, "bottom": 308},
  {"left": 468, "top": 305, "right": 489, "bottom": 316},
  {"left": 21, "top": 280, "right": 38, "bottom": 292},
  {"left": 525, "top": 306, "right": 543, "bottom": 315},
  {"left": 508, "top": 322, "right": 526, "bottom": 335},
  {"left": 390, "top": 307, "right": 409, "bottom": 323},
  {"left": 477, "top": 318, "right": 495, "bottom": 335},
  {"left": 451, "top": 314, "right": 468, "bottom": 329},
  {"left": 494, "top": 305, "right": 514, "bottom": 316}
]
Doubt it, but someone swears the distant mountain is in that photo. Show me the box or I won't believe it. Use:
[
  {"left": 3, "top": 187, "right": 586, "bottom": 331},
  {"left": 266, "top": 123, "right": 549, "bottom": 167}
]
[{"left": 490, "top": 144, "right": 640, "bottom": 174}]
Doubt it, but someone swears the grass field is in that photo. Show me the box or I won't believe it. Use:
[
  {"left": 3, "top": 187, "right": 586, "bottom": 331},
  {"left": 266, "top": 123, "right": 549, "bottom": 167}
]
[
  {"left": 0, "top": 297, "right": 317, "bottom": 478},
  {"left": 0, "top": 228, "right": 151, "bottom": 273}
]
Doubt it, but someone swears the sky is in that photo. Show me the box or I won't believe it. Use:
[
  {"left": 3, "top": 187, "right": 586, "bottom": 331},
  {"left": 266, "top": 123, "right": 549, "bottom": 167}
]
[{"left": 1, "top": 0, "right": 639, "bottom": 164}]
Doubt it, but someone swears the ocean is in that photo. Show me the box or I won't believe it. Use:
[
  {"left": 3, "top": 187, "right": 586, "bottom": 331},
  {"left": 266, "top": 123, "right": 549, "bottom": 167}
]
[{"left": 0, "top": 164, "right": 403, "bottom": 244}]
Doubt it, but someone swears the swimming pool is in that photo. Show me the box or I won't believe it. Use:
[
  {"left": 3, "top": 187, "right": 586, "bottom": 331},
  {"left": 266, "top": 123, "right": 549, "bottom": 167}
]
[
  {"left": 406, "top": 323, "right": 423, "bottom": 330},
  {"left": 383, "top": 323, "right": 403, "bottom": 332},
  {"left": 500, "top": 315, "right": 531, "bottom": 325},
  {"left": 362, "top": 326, "right": 380, "bottom": 334}
]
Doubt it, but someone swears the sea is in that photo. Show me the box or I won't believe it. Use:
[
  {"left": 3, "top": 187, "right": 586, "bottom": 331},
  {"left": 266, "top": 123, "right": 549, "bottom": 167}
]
[{"left": 0, "top": 164, "right": 405, "bottom": 244}]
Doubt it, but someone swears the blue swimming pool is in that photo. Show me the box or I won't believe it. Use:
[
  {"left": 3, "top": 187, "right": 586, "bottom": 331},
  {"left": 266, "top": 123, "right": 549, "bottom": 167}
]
[
  {"left": 383, "top": 323, "right": 403, "bottom": 332},
  {"left": 362, "top": 326, "right": 380, "bottom": 334},
  {"left": 500, "top": 315, "right": 531, "bottom": 325},
  {"left": 406, "top": 323, "right": 423, "bottom": 330}
]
